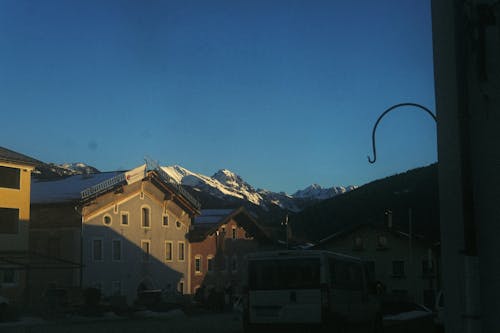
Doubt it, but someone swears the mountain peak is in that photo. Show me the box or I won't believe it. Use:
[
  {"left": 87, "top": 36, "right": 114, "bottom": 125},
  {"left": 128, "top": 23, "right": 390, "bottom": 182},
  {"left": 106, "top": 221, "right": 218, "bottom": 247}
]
[
  {"left": 34, "top": 162, "right": 100, "bottom": 179},
  {"left": 212, "top": 169, "right": 245, "bottom": 186},
  {"left": 292, "top": 183, "right": 355, "bottom": 200}
]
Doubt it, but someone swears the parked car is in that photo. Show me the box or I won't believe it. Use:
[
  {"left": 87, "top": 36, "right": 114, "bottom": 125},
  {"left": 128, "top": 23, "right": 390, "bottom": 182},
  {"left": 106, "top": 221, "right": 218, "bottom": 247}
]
[
  {"left": 242, "top": 250, "right": 382, "bottom": 333},
  {"left": 382, "top": 298, "right": 435, "bottom": 333}
]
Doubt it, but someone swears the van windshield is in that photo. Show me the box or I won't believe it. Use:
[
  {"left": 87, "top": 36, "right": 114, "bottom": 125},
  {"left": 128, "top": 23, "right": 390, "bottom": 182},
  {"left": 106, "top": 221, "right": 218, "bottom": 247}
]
[{"left": 248, "top": 258, "right": 321, "bottom": 290}]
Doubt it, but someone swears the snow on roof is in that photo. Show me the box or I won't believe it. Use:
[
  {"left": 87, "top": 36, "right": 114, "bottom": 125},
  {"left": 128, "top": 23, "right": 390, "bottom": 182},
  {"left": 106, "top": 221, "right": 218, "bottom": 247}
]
[
  {"left": 194, "top": 209, "right": 236, "bottom": 224},
  {"left": 31, "top": 172, "right": 123, "bottom": 204}
]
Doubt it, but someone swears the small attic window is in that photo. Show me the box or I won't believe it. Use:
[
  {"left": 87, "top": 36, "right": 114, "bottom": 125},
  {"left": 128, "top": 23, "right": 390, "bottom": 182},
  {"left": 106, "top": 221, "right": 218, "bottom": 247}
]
[
  {"left": 176, "top": 220, "right": 181, "bottom": 229},
  {"left": 353, "top": 236, "right": 363, "bottom": 250},
  {"left": 378, "top": 235, "right": 388, "bottom": 249},
  {"left": 103, "top": 215, "right": 112, "bottom": 226}
]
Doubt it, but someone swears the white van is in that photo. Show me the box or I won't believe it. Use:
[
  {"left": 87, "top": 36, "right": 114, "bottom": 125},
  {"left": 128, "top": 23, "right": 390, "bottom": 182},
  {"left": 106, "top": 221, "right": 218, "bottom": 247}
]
[{"left": 242, "top": 250, "right": 382, "bottom": 332}]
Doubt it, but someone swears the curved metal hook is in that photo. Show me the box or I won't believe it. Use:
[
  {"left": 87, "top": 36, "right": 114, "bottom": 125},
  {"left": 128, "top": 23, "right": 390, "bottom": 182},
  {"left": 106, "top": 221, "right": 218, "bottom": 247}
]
[{"left": 368, "top": 102, "right": 437, "bottom": 164}]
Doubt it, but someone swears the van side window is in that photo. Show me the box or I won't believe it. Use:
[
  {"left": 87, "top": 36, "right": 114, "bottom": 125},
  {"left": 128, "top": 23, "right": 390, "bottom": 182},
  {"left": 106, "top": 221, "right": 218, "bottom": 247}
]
[
  {"left": 348, "top": 263, "right": 364, "bottom": 291},
  {"left": 330, "top": 260, "right": 364, "bottom": 291}
]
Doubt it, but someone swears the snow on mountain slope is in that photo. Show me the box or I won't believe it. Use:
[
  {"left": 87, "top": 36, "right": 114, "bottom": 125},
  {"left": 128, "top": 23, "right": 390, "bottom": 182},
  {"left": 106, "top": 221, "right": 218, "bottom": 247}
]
[
  {"left": 292, "top": 184, "right": 357, "bottom": 200},
  {"left": 162, "top": 165, "right": 266, "bottom": 207},
  {"left": 162, "top": 165, "right": 355, "bottom": 212},
  {"left": 34, "top": 162, "right": 100, "bottom": 179}
]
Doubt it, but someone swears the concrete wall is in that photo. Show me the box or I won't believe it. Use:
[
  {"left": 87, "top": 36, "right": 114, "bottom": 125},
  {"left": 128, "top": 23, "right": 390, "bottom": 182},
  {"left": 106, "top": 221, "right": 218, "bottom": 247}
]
[
  {"left": 432, "top": 0, "right": 500, "bottom": 331},
  {"left": 0, "top": 161, "right": 33, "bottom": 252}
]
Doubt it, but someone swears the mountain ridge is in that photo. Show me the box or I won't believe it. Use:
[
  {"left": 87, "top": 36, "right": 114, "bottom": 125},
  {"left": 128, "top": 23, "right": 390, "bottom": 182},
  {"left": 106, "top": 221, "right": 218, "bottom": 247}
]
[{"left": 33, "top": 161, "right": 356, "bottom": 213}]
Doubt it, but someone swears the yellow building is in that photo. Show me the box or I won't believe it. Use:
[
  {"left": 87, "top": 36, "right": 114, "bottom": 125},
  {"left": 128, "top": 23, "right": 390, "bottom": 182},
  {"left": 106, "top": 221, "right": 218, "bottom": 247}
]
[{"left": 0, "top": 146, "right": 41, "bottom": 302}]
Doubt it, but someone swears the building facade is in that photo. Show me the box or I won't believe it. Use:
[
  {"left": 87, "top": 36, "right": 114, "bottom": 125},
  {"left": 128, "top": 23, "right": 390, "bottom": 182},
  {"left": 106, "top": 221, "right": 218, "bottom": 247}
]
[
  {"left": 315, "top": 223, "right": 438, "bottom": 307},
  {"left": 30, "top": 165, "right": 200, "bottom": 305},
  {"left": 0, "top": 146, "right": 40, "bottom": 303},
  {"left": 187, "top": 207, "right": 271, "bottom": 297}
]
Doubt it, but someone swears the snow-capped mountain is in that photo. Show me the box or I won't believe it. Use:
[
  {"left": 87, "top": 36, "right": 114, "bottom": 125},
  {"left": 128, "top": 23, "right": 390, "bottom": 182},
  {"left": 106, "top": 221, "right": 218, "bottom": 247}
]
[
  {"left": 34, "top": 162, "right": 100, "bottom": 179},
  {"left": 162, "top": 165, "right": 266, "bottom": 207},
  {"left": 292, "top": 184, "right": 357, "bottom": 200},
  {"left": 162, "top": 165, "right": 354, "bottom": 212},
  {"left": 58, "top": 162, "right": 100, "bottom": 175}
]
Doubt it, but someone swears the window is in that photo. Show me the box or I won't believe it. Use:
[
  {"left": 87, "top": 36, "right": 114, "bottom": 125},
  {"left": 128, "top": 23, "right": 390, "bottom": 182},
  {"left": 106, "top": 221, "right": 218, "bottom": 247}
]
[
  {"left": 0, "top": 208, "right": 19, "bottom": 234},
  {"left": 231, "top": 255, "right": 238, "bottom": 272},
  {"left": 195, "top": 256, "right": 202, "bottom": 274},
  {"left": 162, "top": 214, "right": 169, "bottom": 227},
  {"left": 207, "top": 256, "right": 214, "bottom": 273},
  {"left": 92, "top": 239, "right": 103, "bottom": 261},
  {"left": 224, "top": 256, "right": 229, "bottom": 272},
  {"left": 176, "top": 220, "right": 181, "bottom": 229},
  {"left": 93, "top": 282, "right": 103, "bottom": 292},
  {"left": 178, "top": 242, "right": 185, "bottom": 261},
  {"left": 47, "top": 237, "right": 61, "bottom": 258},
  {"left": 0, "top": 166, "right": 20, "bottom": 189},
  {"left": 114, "top": 204, "right": 118, "bottom": 214},
  {"left": 178, "top": 281, "right": 184, "bottom": 294},
  {"left": 221, "top": 226, "right": 226, "bottom": 235},
  {"left": 392, "top": 260, "right": 405, "bottom": 278},
  {"left": 392, "top": 289, "right": 408, "bottom": 296},
  {"left": 103, "top": 215, "right": 112, "bottom": 226},
  {"left": 111, "top": 281, "right": 122, "bottom": 296},
  {"left": 250, "top": 258, "right": 321, "bottom": 291},
  {"left": 330, "top": 260, "right": 364, "bottom": 291},
  {"left": 141, "top": 207, "right": 150, "bottom": 228},
  {"left": 365, "top": 261, "right": 376, "bottom": 283},
  {"left": 165, "top": 241, "right": 173, "bottom": 261},
  {"left": 1, "top": 269, "right": 17, "bottom": 285},
  {"left": 423, "top": 289, "right": 436, "bottom": 308},
  {"left": 141, "top": 240, "right": 150, "bottom": 262},
  {"left": 121, "top": 212, "right": 129, "bottom": 226},
  {"left": 353, "top": 236, "right": 363, "bottom": 250},
  {"left": 377, "top": 235, "right": 388, "bottom": 249},
  {"left": 422, "top": 260, "right": 435, "bottom": 277},
  {"left": 112, "top": 240, "right": 122, "bottom": 261},
  {"left": 232, "top": 227, "right": 237, "bottom": 240}
]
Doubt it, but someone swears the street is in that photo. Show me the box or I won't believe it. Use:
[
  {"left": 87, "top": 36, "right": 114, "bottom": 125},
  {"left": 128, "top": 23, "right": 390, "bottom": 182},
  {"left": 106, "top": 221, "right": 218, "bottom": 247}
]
[
  {"left": 0, "top": 311, "right": 241, "bottom": 333},
  {"left": 0, "top": 310, "right": 437, "bottom": 333}
]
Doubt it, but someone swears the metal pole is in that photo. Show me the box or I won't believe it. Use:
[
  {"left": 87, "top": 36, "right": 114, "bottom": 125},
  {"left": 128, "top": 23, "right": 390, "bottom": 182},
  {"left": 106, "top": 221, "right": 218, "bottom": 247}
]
[{"left": 409, "top": 208, "right": 412, "bottom": 266}]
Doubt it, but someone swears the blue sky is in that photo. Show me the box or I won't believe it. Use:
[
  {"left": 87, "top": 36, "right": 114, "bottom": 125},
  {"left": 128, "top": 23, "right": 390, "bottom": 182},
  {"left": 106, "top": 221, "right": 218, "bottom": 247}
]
[{"left": 0, "top": 0, "right": 436, "bottom": 194}]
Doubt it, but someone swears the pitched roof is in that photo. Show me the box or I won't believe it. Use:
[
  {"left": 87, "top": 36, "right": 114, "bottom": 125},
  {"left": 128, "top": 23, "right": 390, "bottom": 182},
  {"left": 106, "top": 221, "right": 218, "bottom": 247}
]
[
  {"left": 0, "top": 146, "right": 43, "bottom": 167},
  {"left": 314, "top": 222, "right": 428, "bottom": 248},
  {"left": 194, "top": 209, "right": 236, "bottom": 224},
  {"left": 31, "top": 172, "right": 123, "bottom": 204},
  {"left": 31, "top": 166, "right": 201, "bottom": 215},
  {"left": 188, "top": 207, "right": 270, "bottom": 243}
]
